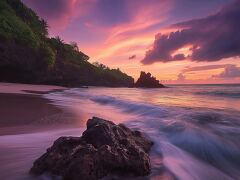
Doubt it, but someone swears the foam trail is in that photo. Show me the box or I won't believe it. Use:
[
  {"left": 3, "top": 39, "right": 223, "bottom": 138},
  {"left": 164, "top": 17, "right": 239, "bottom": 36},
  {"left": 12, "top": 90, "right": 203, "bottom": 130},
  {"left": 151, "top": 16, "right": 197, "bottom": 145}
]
[
  {"left": 44, "top": 87, "right": 240, "bottom": 179},
  {"left": 159, "top": 141, "right": 234, "bottom": 180},
  {"left": 2, "top": 85, "right": 239, "bottom": 179}
]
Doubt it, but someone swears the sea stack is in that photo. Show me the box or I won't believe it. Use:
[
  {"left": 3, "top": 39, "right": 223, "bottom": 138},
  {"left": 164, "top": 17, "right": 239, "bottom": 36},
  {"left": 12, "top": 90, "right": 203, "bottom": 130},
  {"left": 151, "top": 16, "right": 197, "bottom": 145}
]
[
  {"left": 30, "top": 117, "right": 153, "bottom": 180},
  {"left": 135, "top": 71, "right": 165, "bottom": 88}
]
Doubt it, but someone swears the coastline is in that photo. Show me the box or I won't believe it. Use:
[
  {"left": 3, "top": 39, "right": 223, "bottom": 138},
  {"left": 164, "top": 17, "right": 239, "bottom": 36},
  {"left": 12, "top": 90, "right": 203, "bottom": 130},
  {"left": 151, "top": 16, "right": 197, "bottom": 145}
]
[
  {"left": 0, "top": 83, "right": 85, "bottom": 179},
  {"left": 0, "top": 83, "right": 239, "bottom": 179},
  {"left": 0, "top": 83, "right": 78, "bottom": 135}
]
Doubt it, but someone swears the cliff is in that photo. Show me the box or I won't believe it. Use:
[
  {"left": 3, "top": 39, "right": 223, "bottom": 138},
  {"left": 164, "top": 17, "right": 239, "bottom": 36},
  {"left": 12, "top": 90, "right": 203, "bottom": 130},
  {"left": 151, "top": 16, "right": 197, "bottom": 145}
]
[{"left": 0, "top": 0, "right": 134, "bottom": 87}]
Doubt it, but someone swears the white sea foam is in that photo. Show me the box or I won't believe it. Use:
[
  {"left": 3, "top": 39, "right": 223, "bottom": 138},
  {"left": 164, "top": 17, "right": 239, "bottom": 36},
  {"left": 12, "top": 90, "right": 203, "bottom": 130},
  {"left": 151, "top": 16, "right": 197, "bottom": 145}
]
[{"left": 1, "top": 85, "right": 240, "bottom": 179}]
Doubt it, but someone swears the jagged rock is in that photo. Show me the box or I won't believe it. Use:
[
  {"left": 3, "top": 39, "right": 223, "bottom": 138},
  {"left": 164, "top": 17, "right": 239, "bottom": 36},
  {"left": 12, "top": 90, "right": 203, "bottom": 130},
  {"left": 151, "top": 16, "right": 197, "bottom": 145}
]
[
  {"left": 135, "top": 71, "right": 165, "bottom": 88},
  {"left": 30, "top": 117, "right": 153, "bottom": 180}
]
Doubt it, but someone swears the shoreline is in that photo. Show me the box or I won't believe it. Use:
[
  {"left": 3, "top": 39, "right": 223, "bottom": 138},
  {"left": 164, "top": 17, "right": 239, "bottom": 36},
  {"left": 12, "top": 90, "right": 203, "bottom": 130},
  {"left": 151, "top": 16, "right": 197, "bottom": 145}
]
[
  {"left": 0, "top": 82, "right": 67, "bottom": 94},
  {"left": 0, "top": 93, "right": 65, "bottom": 135},
  {"left": 0, "top": 83, "right": 79, "bottom": 135},
  {"left": 0, "top": 83, "right": 239, "bottom": 179}
]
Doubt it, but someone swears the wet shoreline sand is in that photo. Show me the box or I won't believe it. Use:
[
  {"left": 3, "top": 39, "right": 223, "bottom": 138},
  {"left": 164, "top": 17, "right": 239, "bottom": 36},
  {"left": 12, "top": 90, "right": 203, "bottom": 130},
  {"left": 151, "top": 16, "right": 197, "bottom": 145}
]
[{"left": 0, "top": 83, "right": 79, "bottom": 135}]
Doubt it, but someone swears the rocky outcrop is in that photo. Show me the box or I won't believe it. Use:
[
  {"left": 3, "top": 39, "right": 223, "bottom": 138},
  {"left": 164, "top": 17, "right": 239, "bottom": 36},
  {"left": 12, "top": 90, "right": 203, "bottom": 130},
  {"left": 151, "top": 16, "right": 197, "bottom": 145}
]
[
  {"left": 135, "top": 71, "right": 165, "bottom": 88},
  {"left": 30, "top": 117, "right": 153, "bottom": 180}
]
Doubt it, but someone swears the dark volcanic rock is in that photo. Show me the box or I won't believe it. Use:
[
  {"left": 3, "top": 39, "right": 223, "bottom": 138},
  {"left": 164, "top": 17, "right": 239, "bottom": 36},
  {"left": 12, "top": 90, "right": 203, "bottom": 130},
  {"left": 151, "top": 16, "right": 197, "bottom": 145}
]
[
  {"left": 135, "top": 71, "right": 165, "bottom": 88},
  {"left": 30, "top": 117, "right": 153, "bottom": 180}
]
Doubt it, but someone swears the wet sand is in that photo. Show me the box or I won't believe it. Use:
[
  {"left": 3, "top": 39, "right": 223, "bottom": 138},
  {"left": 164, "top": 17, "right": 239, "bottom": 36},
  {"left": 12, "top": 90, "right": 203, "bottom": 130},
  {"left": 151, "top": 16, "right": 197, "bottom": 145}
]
[
  {"left": 0, "top": 82, "right": 66, "bottom": 94},
  {"left": 0, "top": 83, "right": 85, "bottom": 179},
  {"left": 0, "top": 83, "right": 79, "bottom": 135},
  {"left": 0, "top": 93, "right": 62, "bottom": 126}
]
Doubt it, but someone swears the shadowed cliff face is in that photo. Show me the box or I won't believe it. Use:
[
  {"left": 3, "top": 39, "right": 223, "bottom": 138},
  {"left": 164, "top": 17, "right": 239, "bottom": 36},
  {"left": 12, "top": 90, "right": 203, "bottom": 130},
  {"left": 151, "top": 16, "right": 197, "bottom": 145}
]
[
  {"left": 0, "top": 0, "right": 134, "bottom": 87},
  {"left": 135, "top": 72, "right": 165, "bottom": 88}
]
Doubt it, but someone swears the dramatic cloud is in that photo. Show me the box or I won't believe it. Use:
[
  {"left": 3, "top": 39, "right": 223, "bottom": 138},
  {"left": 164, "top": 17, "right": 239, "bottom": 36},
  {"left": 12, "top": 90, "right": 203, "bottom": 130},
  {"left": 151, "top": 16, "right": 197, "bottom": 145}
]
[
  {"left": 22, "top": 0, "right": 238, "bottom": 84},
  {"left": 142, "top": 1, "right": 240, "bottom": 64},
  {"left": 214, "top": 65, "right": 240, "bottom": 78},
  {"left": 182, "top": 64, "right": 232, "bottom": 73},
  {"left": 129, "top": 55, "right": 136, "bottom": 60}
]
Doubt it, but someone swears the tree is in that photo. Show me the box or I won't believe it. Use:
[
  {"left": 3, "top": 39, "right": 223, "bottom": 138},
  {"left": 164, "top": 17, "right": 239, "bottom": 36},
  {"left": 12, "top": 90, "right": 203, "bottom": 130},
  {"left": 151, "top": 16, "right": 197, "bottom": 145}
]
[
  {"left": 70, "top": 41, "right": 79, "bottom": 51},
  {"left": 39, "top": 44, "right": 56, "bottom": 68},
  {"left": 55, "top": 36, "right": 64, "bottom": 44},
  {"left": 40, "top": 19, "right": 48, "bottom": 36},
  {"left": 93, "top": 62, "right": 108, "bottom": 70}
]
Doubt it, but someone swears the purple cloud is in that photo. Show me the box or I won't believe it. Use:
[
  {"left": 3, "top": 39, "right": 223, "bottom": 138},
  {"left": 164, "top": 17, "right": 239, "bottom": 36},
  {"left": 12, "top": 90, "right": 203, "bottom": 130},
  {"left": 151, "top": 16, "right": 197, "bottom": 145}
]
[
  {"left": 214, "top": 65, "right": 240, "bottom": 78},
  {"left": 22, "top": 0, "right": 95, "bottom": 30},
  {"left": 182, "top": 64, "right": 233, "bottom": 73},
  {"left": 142, "top": 1, "right": 240, "bottom": 64}
]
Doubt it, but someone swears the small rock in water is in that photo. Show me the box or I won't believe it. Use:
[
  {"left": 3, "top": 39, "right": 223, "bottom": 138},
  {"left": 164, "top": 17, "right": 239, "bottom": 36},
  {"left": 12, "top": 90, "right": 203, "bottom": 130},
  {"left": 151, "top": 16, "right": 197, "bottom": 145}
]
[
  {"left": 135, "top": 71, "right": 165, "bottom": 88},
  {"left": 30, "top": 117, "right": 153, "bottom": 180}
]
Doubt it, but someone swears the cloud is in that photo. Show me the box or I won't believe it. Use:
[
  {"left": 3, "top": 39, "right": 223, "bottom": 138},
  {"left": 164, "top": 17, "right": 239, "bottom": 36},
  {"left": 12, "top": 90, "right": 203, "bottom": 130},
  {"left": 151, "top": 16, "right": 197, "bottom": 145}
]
[
  {"left": 213, "top": 65, "right": 240, "bottom": 78},
  {"left": 129, "top": 55, "right": 136, "bottom": 60},
  {"left": 22, "top": 0, "right": 96, "bottom": 30},
  {"left": 182, "top": 64, "right": 232, "bottom": 73},
  {"left": 142, "top": 1, "right": 240, "bottom": 64},
  {"left": 89, "top": 0, "right": 171, "bottom": 61},
  {"left": 177, "top": 73, "right": 185, "bottom": 81}
]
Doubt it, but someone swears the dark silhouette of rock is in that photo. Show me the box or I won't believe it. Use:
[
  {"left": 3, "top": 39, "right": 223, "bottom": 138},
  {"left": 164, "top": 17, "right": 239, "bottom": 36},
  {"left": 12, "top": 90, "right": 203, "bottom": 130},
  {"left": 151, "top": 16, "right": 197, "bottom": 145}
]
[
  {"left": 135, "top": 72, "right": 165, "bottom": 88},
  {"left": 30, "top": 117, "right": 153, "bottom": 180}
]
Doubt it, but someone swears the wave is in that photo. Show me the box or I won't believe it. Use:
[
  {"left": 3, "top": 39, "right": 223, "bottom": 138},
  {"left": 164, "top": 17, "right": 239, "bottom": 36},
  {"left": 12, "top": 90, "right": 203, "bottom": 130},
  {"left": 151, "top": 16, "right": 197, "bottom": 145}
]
[
  {"left": 50, "top": 89, "right": 173, "bottom": 119},
  {"left": 44, "top": 89, "right": 240, "bottom": 179},
  {"left": 195, "top": 91, "right": 240, "bottom": 98}
]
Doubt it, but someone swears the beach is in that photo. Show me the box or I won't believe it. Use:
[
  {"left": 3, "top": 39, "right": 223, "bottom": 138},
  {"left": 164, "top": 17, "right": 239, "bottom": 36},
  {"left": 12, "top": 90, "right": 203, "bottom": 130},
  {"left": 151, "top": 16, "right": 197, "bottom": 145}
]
[
  {"left": 0, "top": 83, "right": 69, "bottom": 135},
  {"left": 0, "top": 83, "right": 84, "bottom": 180},
  {"left": 1, "top": 0, "right": 240, "bottom": 179},
  {"left": 0, "top": 83, "right": 240, "bottom": 179}
]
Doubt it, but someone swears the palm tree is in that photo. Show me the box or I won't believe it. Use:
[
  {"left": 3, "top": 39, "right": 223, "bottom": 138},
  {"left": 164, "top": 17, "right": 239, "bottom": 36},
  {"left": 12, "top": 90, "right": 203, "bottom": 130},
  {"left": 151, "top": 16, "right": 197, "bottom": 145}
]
[
  {"left": 40, "top": 19, "right": 48, "bottom": 36},
  {"left": 70, "top": 42, "right": 79, "bottom": 51}
]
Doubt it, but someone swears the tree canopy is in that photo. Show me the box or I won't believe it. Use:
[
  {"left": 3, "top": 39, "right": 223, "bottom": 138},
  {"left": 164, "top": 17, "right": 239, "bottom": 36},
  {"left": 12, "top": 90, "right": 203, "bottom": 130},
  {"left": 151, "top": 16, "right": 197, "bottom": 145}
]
[{"left": 0, "top": 0, "right": 134, "bottom": 87}]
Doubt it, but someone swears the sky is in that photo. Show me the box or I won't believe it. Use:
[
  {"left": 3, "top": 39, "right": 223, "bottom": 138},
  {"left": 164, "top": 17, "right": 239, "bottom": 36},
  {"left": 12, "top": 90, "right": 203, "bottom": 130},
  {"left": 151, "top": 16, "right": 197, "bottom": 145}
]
[{"left": 22, "top": 0, "right": 240, "bottom": 84}]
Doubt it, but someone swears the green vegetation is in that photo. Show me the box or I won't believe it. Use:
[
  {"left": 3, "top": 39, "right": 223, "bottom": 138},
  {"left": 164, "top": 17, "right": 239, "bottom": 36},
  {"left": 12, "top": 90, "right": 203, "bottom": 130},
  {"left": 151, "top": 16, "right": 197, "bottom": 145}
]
[{"left": 0, "top": 0, "right": 134, "bottom": 87}]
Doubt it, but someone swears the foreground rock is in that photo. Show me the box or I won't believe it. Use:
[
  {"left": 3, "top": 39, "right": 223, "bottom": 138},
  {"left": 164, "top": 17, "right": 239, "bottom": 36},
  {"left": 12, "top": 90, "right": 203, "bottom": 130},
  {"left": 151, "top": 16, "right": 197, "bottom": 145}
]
[
  {"left": 30, "top": 117, "right": 153, "bottom": 180},
  {"left": 135, "top": 71, "right": 165, "bottom": 88}
]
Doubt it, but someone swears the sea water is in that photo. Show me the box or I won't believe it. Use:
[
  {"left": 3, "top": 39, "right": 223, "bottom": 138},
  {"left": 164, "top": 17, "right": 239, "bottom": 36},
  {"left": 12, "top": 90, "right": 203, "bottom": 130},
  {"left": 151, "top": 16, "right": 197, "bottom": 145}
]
[{"left": 1, "top": 84, "right": 240, "bottom": 179}]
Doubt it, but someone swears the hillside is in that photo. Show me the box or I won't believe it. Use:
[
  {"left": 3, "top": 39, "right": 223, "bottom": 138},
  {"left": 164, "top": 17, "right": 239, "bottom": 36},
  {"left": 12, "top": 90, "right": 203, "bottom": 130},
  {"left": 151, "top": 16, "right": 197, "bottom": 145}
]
[{"left": 0, "top": 0, "right": 134, "bottom": 87}]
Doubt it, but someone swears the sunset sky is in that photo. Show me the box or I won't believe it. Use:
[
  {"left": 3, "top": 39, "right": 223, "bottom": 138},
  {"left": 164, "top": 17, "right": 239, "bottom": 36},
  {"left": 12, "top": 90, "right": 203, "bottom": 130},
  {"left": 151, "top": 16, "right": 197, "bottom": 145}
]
[{"left": 22, "top": 0, "right": 240, "bottom": 84}]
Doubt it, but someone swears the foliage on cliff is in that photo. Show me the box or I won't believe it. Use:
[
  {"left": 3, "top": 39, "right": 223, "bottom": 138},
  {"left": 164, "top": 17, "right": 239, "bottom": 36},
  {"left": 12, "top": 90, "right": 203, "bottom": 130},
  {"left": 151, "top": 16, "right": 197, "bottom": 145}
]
[{"left": 0, "top": 0, "right": 134, "bottom": 87}]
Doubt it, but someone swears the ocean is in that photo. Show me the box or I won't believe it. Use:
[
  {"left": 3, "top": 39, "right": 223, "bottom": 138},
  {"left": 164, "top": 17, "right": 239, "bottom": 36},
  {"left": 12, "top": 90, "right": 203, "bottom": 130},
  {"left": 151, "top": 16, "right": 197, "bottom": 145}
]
[{"left": 1, "top": 84, "right": 240, "bottom": 179}]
